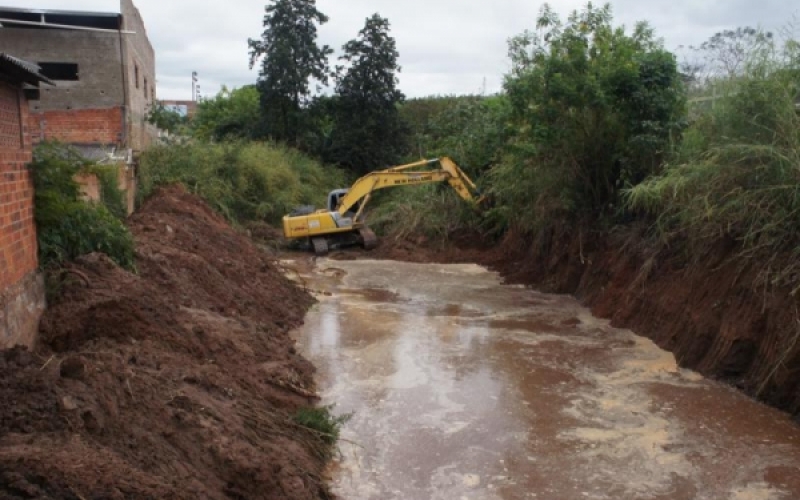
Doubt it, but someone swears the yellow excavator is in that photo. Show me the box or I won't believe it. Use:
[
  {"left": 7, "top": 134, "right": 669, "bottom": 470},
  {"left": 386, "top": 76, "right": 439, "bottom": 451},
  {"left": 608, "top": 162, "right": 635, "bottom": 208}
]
[{"left": 282, "top": 157, "right": 483, "bottom": 255}]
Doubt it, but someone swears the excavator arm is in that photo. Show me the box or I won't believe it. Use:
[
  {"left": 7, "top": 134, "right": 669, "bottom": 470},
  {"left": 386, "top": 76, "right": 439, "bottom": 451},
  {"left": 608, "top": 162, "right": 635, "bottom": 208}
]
[{"left": 335, "top": 157, "right": 482, "bottom": 217}]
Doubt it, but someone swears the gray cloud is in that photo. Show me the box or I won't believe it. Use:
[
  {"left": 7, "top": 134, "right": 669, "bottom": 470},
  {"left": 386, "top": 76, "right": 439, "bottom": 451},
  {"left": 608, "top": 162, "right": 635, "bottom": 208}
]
[{"left": 1, "top": 0, "right": 797, "bottom": 99}]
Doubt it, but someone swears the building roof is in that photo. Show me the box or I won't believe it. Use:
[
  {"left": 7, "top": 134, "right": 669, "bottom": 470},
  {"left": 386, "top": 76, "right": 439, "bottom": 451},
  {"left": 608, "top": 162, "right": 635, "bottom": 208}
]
[
  {"left": 0, "top": 53, "right": 54, "bottom": 86},
  {"left": 0, "top": 6, "right": 122, "bottom": 31}
]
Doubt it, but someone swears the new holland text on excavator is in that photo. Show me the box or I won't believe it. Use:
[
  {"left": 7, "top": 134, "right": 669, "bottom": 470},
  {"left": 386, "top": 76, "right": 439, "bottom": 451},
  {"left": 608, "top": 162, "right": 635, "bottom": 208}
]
[{"left": 282, "top": 157, "right": 483, "bottom": 255}]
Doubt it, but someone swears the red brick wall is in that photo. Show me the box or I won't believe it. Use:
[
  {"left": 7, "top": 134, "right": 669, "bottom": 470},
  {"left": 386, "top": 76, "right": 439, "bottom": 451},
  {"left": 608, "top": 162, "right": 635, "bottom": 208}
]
[
  {"left": 29, "top": 107, "right": 124, "bottom": 145},
  {"left": 0, "top": 82, "right": 37, "bottom": 292}
]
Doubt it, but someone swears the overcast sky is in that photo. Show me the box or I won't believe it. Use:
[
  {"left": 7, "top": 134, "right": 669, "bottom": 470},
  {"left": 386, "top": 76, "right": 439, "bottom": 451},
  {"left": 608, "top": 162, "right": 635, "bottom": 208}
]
[{"left": 0, "top": 0, "right": 796, "bottom": 100}]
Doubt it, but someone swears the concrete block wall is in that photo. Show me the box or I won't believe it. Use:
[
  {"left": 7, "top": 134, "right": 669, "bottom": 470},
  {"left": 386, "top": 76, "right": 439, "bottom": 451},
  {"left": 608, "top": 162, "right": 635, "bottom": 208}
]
[
  {"left": 0, "top": 82, "right": 45, "bottom": 349},
  {"left": 0, "top": 0, "right": 158, "bottom": 152},
  {"left": 121, "top": 0, "right": 157, "bottom": 151},
  {"left": 0, "top": 28, "right": 126, "bottom": 112}
]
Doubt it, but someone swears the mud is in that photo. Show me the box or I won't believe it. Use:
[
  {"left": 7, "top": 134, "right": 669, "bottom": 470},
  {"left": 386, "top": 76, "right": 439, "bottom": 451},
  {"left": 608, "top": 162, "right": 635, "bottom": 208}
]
[
  {"left": 0, "top": 186, "right": 327, "bottom": 500},
  {"left": 292, "top": 259, "right": 800, "bottom": 500}
]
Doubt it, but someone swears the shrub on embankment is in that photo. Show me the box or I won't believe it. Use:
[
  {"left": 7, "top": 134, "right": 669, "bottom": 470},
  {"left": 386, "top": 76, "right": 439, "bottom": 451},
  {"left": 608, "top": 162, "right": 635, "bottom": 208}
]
[
  {"left": 627, "top": 36, "right": 800, "bottom": 289},
  {"left": 30, "top": 143, "right": 135, "bottom": 271},
  {"left": 137, "top": 141, "right": 347, "bottom": 226},
  {"left": 490, "top": 4, "right": 685, "bottom": 233}
]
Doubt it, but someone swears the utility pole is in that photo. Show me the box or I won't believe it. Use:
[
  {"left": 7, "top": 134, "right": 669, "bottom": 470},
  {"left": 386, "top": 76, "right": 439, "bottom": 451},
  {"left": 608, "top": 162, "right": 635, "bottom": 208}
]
[{"left": 192, "top": 71, "right": 198, "bottom": 101}]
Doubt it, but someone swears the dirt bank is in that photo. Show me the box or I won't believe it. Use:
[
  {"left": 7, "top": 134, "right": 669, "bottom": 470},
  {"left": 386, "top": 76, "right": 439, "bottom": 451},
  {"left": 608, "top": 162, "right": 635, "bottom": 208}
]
[{"left": 0, "top": 186, "right": 329, "bottom": 499}]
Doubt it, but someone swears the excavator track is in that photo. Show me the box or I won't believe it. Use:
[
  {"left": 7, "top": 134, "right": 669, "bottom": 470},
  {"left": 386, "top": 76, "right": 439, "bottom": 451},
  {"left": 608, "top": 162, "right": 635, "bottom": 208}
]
[
  {"left": 359, "top": 227, "right": 378, "bottom": 250},
  {"left": 311, "top": 237, "right": 329, "bottom": 256}
]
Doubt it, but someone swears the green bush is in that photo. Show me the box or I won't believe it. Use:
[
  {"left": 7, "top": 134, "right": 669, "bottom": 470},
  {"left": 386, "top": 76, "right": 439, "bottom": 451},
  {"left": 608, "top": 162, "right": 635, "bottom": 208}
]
[
  {"left": 292, "top": 405, "right": 351, "bottom": 447},
  {"left": 492, "top": 3, "right": 685, "bottom": 232},
  {"left": 96, "top": 165, "right": 128, "bottom": 220},
  {"left": 137, "top": 141, "right": 347, "bottom": 225},
  {"left": 369, "top": 184, "right": 485, "bottom": 243},
  {"left": 400, "top": 95, "right": 510, "bottom": 177},
  {"left": 626, "top": 32, "right": 800, "bottom": 283},
  {"left": 30, "top": 143, "right": 135, "bottom": 270}
]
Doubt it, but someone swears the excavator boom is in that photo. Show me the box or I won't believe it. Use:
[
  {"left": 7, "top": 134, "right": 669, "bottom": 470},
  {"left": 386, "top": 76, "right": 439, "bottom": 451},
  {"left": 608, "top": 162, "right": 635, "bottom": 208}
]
[{"left": 282, "top": 157, "right": 482, "bottom": 255}]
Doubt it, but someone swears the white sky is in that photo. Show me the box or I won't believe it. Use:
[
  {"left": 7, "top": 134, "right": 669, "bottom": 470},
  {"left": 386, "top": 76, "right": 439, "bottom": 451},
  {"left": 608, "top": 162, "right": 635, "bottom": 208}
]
[{"left": 0, "top": 0, "right": 796, "bottom": 100}]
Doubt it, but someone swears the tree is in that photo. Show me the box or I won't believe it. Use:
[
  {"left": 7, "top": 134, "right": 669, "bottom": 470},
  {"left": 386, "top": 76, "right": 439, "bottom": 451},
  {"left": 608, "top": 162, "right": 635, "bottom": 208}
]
[
  {"left": 492, "top": 2, "right": 685, "bottom": 230},
  {"left": 192, "top": 85, "right": 261, "bottom": 141},
  {"left": 326, "top": 14, "right": 407, "bottom": 174},
  {"left": 146, "top": 103, "right": 188, "bottom": 135},
  {"left": 248, "top": 0, "right": 332, "bottom": 144}
]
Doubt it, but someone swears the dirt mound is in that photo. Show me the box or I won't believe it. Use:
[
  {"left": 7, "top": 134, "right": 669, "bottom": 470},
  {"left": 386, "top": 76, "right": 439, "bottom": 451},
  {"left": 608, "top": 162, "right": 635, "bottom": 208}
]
[{"left": 0, "top": 185, "right": 327, "bottom": 499}]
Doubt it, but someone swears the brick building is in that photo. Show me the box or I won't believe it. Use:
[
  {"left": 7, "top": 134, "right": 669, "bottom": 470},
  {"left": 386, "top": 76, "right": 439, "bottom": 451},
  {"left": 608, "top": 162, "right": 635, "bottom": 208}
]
[
  {"left": 0, "top": 54, "right": 50, "bottom": 349},
  {"left": 0, "top": 0, "right": 157, "bottom": 154}
]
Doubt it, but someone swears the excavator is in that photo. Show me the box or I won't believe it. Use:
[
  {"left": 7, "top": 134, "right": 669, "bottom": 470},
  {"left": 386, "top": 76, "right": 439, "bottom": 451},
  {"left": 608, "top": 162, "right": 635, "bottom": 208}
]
[{"left": 282, "top": 157, "right": 483, "bottom": 255}]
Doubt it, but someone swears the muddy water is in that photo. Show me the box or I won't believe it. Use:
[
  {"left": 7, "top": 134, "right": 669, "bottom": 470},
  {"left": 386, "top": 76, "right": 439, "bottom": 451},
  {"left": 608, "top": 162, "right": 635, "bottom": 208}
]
[{"left": 290, "top": 260, "right": 800, "bottom": 500}]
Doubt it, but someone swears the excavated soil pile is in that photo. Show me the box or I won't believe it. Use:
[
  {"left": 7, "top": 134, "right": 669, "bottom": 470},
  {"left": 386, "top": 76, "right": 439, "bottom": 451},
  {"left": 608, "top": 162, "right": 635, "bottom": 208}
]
[{"left": 0, "top": 186, "right": 328, "bottom": 500}]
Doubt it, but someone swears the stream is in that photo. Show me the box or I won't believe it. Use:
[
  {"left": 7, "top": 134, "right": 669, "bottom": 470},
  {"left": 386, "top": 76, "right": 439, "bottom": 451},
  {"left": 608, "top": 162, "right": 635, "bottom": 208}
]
[{"left": 290, "top": 259, "right": 800, "bottom": 500}]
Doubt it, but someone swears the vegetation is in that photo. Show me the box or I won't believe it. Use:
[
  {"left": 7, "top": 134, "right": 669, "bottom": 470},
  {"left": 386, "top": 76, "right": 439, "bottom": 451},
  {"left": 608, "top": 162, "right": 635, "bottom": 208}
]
[
  {"left": 30, "top": 143, "right": 135, "bottom": 271},
  {"left": 249, "top": 0, "right": 332, "bottom": 145},
  {"left": 490, "top": 3, "right": 685, "bottom": 232},
  {"left": 292, "top": 405, "right": 351, "bottom": 448},
  {"left": 146, "top": 102, "right": 188, "bottom": 135},
  {"left": 400, "top": 95, "right": 510, "bottom": 176},
  {"left": 137, "top": 141, "right": 347, "bottom": 225},
  {"left": 135, "top": 0, "right": 800, "bottom": 293},
  {"left": 627, "top": 28, "right": 800, "bottom": 283},
  {"left": 324, "top": 14, "right": 407, "bottom": 174},
  {"left": 192, "top": 85, "right": 261, "bottom": 141},
  {"left": 369, "top": 184, "right": 484, "bottom": 243}
]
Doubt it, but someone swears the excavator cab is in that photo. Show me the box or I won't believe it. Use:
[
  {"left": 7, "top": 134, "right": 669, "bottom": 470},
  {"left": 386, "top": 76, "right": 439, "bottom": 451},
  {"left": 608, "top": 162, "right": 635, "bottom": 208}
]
[{"left": 328, "top": 189, "right": 360, "bottom": 216}]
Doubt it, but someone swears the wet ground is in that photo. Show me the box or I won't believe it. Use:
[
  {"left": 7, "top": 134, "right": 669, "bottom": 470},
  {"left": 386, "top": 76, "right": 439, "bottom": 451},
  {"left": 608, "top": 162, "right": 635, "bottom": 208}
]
[{"left": 289, "top": 259, "right": 800, "bottom": 500}]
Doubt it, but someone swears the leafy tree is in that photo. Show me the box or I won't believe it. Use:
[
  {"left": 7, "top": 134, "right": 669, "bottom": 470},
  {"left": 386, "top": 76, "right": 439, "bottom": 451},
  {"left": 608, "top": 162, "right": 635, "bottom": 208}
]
[
  {"left": 146, "top": 103, "right": 188, "bottom": 134},
  {"left": 397, "top": 95, "right": 511, "bottom": 176},
  {"left": 491, "top": 2, "right": 685, "bottom": 230},
  {"left": 326, "top": 14, "right": 407, "bottom": 174},
  {"left": 695, "top": 27, "right": 774, "bottom": 78},
  {"left": 192, "top": 85, "right": 261, "bottom": 141},
  {"left": 248, "top": 0, "right": 332, "bottom": 144}
]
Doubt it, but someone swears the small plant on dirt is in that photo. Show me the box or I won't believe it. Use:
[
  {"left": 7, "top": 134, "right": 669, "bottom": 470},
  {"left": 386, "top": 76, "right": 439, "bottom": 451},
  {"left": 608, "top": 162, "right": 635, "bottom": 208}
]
[
  {"left": 30, "top": 142, "right": 135, "bottom": 271},
  {"left": 292, "top": 405, "right": 352, "bottom": 447}
]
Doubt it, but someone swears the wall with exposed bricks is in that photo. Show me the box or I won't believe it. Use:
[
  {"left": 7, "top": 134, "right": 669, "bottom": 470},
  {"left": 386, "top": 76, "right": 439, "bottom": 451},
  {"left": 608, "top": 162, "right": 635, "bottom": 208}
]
[
  {"left": 0, "top": 0, "right": 157, "bottom": 151},
  {"left": 0, "top": 82, "right": 45, "bottom": 349},
  {"left": 28, "top": 107, "right": 124, "bottom": 146}
]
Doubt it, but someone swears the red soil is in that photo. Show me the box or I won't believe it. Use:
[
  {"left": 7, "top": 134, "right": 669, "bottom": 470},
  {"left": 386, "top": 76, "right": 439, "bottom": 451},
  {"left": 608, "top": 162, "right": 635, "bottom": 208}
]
[{"left": 0, "top": 186, "right": 329, "bottom": 499}]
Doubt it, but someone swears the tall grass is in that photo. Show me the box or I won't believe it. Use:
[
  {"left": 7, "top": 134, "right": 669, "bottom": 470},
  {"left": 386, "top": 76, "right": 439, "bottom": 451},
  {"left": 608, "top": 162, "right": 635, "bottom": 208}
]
[
  {"left": 368, "top": 185, "right": 485, "bottom": 243},
  {"left": 626, "top": 36, "right": 800, "bottom": 284},
  {"left": 137, "top": 141, "right": 348, "bottom": 225}
]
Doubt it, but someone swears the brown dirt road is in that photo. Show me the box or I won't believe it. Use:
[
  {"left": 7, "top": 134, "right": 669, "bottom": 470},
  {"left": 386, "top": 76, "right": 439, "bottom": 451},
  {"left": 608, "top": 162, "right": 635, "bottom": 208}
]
[{"left": 0, "top": 186, "right": 328, "bottom": 500}]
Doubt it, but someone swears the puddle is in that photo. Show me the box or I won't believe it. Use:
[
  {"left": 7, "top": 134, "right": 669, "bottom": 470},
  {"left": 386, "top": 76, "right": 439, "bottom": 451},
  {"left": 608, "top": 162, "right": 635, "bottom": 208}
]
[{"left": 292, "top": 259, "right": 800, "bottom": 500}]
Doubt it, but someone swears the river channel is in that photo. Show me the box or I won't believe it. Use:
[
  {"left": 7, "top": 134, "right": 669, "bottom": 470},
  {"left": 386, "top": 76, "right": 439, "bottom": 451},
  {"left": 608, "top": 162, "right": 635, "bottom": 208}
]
[{"left": 290, "top": 259, "right": 800, "bottom": 500}]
